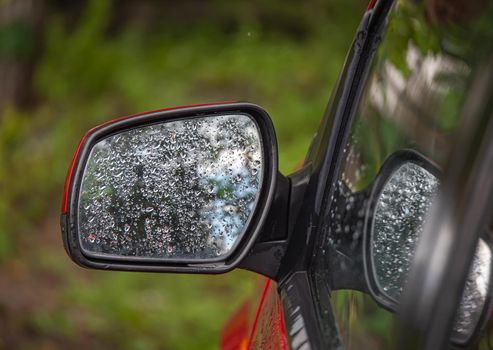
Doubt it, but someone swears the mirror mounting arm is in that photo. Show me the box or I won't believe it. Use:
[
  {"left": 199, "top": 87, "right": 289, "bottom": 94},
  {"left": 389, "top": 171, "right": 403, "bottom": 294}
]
[
  {"left": 239, "top": 168, "right": 312, "bottom": 281},
  {"left": 238, "top": 172, "right": 290, "bottom": 280}
]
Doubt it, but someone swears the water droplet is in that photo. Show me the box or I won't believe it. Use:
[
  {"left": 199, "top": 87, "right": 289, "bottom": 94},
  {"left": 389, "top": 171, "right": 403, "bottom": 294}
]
[{"left": 78, "top": 114, "right": 264, "bottom": 260}]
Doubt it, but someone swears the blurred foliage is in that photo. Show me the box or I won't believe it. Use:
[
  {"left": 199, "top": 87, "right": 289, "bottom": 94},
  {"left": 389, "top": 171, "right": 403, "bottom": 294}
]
[
  {"left": 0, "top": 0, "right": 366, "bottom": 349},
  {"left": 0, "top": 21, "right": 36, "bottom": 58}
]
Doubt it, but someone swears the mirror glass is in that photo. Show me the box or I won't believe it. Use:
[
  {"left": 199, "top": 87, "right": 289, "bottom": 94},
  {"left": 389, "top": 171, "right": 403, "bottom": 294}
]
[
  {"left": 452, "top": 238, "right": 491, "bottom": 341},
  {"left": 77, "top": 113, "right": 263, "bottom": 260},
  {"left": 372, "top": 163, "right": 440, "bottom": 299},
  {"left": 371, "top": 162, "right": 491, "bottom": 342}
]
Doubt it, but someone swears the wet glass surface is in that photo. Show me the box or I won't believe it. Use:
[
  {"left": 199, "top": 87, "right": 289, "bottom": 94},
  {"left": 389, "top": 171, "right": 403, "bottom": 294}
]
[
  {"left": 372, "top": 163, "right": 439, "bottom": 300},
  {"left": 77, "top": 113, "right": 263, "bottom": 260},
  {"left": 370, "top": 162, "right": 491, "bottom": 342},
  {"left": 452, "top": 239, "right": 491, "bottom": 341},
  {"left": 312, "top": 0, "right": 493, "bottom": 347}
]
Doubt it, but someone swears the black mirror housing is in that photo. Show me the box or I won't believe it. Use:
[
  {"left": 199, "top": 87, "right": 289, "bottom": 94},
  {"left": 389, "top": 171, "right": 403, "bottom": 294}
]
[{"left": 60, "top": 102, "right": 279, "bottom": 274}]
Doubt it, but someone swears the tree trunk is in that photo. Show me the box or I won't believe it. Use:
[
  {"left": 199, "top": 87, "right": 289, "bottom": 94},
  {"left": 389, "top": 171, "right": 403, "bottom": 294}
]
[{"left": 0, "top": 0, "right": 45, "bottom": 114}]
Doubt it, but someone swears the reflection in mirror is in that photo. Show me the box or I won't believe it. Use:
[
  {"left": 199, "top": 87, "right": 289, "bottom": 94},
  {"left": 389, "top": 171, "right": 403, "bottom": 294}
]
[
  {"left": 77, "top": 114, "right": 263, "bottom": 260},
  {"left": 371, "top": 161, "right": 492, "bottom": 342},
  {"left": 372, "top": 162, "right": 439, "bottom": 300},
  {"left": 452, "top": 239, "right": 491, "bottom": 342}
]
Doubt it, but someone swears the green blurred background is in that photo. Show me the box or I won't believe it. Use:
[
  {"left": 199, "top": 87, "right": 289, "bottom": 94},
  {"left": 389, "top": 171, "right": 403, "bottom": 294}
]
[{"left": 0, "top": 0, "right": 366, "bottom": 348}]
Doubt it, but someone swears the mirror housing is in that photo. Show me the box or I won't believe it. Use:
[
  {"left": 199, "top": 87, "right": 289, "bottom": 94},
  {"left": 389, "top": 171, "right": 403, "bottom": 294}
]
[{"left": 60, "top": 102, "right": 280, "bottom": 274}]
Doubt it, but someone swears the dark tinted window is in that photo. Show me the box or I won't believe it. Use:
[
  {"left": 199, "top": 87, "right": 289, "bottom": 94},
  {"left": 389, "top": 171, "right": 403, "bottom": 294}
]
[{"left": 314, "top": 0, "right": 493, "bottom": 348}]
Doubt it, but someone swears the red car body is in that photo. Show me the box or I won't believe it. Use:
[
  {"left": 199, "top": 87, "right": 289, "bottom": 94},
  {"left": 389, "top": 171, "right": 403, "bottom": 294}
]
[{"left": 220, "top": 279, "right": 288, "bottom": 350}]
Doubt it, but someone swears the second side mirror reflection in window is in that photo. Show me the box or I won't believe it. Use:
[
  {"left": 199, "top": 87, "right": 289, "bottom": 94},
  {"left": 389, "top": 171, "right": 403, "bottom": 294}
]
[
  {"left": 365, "top": 151, "right": 492, "bottom": 345},
  {"left": 323, "top": 150, "right": 492, "bottom": 346}
]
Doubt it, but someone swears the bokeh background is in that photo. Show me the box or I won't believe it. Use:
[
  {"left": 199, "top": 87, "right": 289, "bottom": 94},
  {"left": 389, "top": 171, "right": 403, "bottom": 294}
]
[{"left": 0, "top": 0, "right": 367, "bottom": 349}]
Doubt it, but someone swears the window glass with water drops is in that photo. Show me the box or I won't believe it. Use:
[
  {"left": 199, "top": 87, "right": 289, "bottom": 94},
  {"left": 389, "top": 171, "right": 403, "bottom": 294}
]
[{"left": 312, "top": 0, "right": 493, "bottom": 348}]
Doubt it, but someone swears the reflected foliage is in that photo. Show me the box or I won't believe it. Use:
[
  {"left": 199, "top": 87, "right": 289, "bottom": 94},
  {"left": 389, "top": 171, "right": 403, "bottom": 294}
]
[
  {"left": 331, "top": 290, "right": 395, "bottom": 350},
  {"left": 79, "top": 114, "right": 262, "bottom": 259},
  {"left": 453, "top": 240, "right": 492, "bottom": 342},
  {"left": 372, "top": 163, "right": 439, "bottom": 300},
  {"left": 316, "top": 0, "right": 493, "bottom": 347}
]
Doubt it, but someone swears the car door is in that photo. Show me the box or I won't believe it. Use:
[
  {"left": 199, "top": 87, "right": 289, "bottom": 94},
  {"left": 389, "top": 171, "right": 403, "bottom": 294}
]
[{"left": 276, "top": 0, "right": 493, "bottom": 349}]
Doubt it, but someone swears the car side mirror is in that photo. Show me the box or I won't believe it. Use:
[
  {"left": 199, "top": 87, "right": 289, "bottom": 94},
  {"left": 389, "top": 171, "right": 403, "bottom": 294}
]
[
  {"left": 364, "top": 150, "right": 493, "bottom": 345},
  {"left": 61, "top": 102, "right": 279, "bottom": 273}
]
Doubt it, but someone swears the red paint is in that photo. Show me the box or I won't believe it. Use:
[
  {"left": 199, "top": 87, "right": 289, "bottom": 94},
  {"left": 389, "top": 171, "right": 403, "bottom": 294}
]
[
  {"left": 247, "top": 279, "right": 273, "bottom": 348},
  {"left": 220, "top": 278, "right": 288, "bottom": 350},
  {"left": 367, "top": 0, "right": 376, "bottom": 10},
  {"left": 275, "top": 292, "right": 289, "bottom": 345},
  {"left": 61, "top": 101, "right": 234, "bottom": 213},
  {"left": 220, "top": 301, "right": 251, "bottom": 350},
  {"left": 248, "top": 279, "right": 289, "bottom": 350}
]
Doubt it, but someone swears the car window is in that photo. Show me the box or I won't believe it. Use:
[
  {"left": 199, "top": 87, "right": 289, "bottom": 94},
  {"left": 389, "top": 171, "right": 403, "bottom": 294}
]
[{"left": 312, "top": 0, "right": 493, "bottom": 348}]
